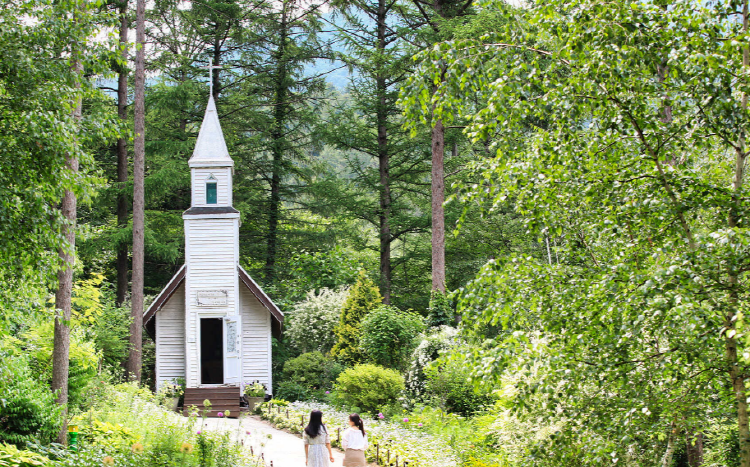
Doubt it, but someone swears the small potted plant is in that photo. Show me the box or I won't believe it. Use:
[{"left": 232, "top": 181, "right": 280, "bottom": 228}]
[
  {"left": 158, "top": 379, "right": 184, "bottom": 412},
  {"left": 244, "top": 382, "right": 266, "bottom": 412}
]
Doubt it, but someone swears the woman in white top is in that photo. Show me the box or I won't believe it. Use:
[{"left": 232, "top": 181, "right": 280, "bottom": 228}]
[
  {"left": 303, "top": 410, "right": 335, "bottom": 467},
  {"left": 341, "top": 413, "right": 368, "bottom": 467}
]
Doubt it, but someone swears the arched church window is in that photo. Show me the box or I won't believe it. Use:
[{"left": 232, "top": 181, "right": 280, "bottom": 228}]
[{"left": 206, "top": 174, "right": 217, "bottom": 204}]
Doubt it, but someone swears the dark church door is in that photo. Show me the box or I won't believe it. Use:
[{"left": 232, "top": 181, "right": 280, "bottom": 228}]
[{"left": 200, "top": 318, "right": 224, "bottom": 384}]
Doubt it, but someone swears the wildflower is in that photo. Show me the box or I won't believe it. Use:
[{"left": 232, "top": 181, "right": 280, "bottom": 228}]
[
  {"left": 246, "top": 431, "right": 251, "bottom": 435},
  {"left": 218, "top": 412, "right": 224, "bottom": 418},
  {"left": 203, "top": 399, "right": 212, "bottom": 407},
  {"left": 196, "top": 430, "right": 202, "bottom": 435},
  {"left": 102, "top": 456, "right": 115, "bottom": 466},
  {"left": 418, "top": 423, "right": 423, "bottom": 428},
  {"left": 325, "top": 391, "right": 330, "bottom": 394},
  {"left": 378, "top": 413, "right": 385, "bottom": 419},
  {"left": 403, "top": 418, "right": 409, "bottom": 423},
  {"left": 180, "top": 442, "right": 194, "bottom": 454},
  {"left": 224, "top": 410, "right": 231, "bottom": 417},
  {"left": 131, "top": 443, "right": 144, "bottom": 454}
]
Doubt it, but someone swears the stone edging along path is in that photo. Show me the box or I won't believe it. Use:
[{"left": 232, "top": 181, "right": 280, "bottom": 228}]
[{"left": 202, "top": 415, "right": 377, "bottom": 467}]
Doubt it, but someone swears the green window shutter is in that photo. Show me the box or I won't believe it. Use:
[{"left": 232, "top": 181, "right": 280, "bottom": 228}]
[{"left": 206, "top": 182, "right": 217, "bottom": 204}]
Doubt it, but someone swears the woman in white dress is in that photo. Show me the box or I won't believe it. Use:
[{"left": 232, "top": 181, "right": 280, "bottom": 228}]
[
  {"left": 303, "top": 410, "right": 335, "bottom": 467},
  {"left": 341, "top": 413, "right": 368, "bottom": 467}
]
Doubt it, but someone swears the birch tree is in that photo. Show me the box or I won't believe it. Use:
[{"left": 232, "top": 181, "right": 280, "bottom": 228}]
[{"left": 404, "top": 0, "right": 750, "bottom": 464}]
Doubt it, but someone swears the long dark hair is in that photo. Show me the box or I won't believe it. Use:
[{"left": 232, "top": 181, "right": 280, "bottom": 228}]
[
  {"left": 305, "top": 410, "right": 327, "bottom": 438},
  {"left": 349, "top": 413, "right": 366, "bottom": 436}
]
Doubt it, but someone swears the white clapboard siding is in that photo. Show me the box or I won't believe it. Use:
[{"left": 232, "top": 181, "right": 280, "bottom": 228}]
[
  {"left": 184, "top": 215, "right": 239, "bottom": 387},
  {"left": 191, "top": 167, "right": 232, "bottom": 207},
  {"left": 185, "top": 218, "right": 237, "bottom": 311},
  {"left": 156, "top": 283, "right": 186, "bottom": 390},
  {"left": 239, "top": 285, "right": 271, "bottom": 390}
]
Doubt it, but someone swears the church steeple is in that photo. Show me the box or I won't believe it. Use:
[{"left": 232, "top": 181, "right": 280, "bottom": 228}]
[
  {"left": 189, "top": 95, "right": 233, "bottom": 168},
  {"left": 188, "top": 95, "right": 234, "bottom": 208}
]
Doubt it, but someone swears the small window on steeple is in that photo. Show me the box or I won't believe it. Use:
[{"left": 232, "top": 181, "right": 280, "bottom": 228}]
[{"left": 206, "top": 174, "right": 218, "bottom": 204}]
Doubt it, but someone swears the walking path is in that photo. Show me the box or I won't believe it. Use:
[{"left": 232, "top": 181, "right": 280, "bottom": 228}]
[{"left": 203, "top": 415, "right": 375, "bottom": 467}]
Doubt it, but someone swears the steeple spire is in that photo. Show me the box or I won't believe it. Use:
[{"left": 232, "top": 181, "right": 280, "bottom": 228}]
[{"left": 189, "top": 95, "right": 233, "bottom": 168}]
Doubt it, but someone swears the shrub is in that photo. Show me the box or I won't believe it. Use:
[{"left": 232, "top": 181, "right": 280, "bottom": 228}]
[
  {"left": 0, "top": 355, "right": 62, "bottom": 446},
  {"left": 427, "top": 290, "right": 454, "bottom": 327},
  {"left": 78, "top": 420, "right": 138, "bottom": 449},
  {"left": 91, "top": 301, "right": 131, "bottom": 379},
  {"left": 331, "top": 271, "right": 382, "bottom": 364},
  {"left": 286, "top": 288, "right": 348, "bottom": 354},
  {"left": 359, "top": 306, "right": 425, "bottom": 370},
  {"left": 282, "top": 352, "right": 343, "bottom": 390},
  {"left": 404, "top": 326, "right": 458, "bottom": 401},
  {"left": 424, "top": 355, "right": 494, "bottom": 416},
  {"left": 275, "top": 381, "right": 322, "bottom": 402},
  {"left": 19, "top": 322, "right": 99, "bottom": 411},
  {"left": 334, "top": 364, "right": 404, "bottom": 415}
]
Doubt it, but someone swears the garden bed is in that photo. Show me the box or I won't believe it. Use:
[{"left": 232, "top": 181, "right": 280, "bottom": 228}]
[{"left": 258, "top": 400, "right": 459, "bottom": 467}]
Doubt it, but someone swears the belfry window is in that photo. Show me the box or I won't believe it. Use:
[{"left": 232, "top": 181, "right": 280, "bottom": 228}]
[{"left": 206, "top": 174, "right": 218, "bottom": 204}]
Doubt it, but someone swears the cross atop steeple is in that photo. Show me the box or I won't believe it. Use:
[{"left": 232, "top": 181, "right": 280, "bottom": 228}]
[{"left": 202, "top": 64, "right": 223, "bottom": 97}]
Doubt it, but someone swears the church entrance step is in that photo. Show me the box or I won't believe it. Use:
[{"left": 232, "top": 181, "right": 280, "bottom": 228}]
[{"left": 183, "top": 387, "right": 240, "bottom": 418}]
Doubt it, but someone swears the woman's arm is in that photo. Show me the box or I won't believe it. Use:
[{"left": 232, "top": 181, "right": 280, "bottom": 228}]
[
  {"left": 304, "top": 444, "right": 309, "bottom": 464},
  {"left": 327, "top": 442, "right": 335, "bottom": 463}
]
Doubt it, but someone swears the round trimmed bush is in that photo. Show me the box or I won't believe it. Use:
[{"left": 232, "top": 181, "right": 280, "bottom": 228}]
[
  {"left": 359, "top": 305, "right": 425, "bottom": 370},
  {"left": 333, "top": 364, "right": 404, "bottom": 415},
  {"left": 282, "top": 352, "right": 343, "bottom": 393}
]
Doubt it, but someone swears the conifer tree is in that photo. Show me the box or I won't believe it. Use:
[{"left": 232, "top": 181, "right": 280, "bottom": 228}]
[
  {"left": 331, "top": 270, "right": 382, "bottom": 364},
  {"left": 326, "top": 0, "right": 430, "bottom": 305},
  {"left": 128, "top": 0, "right": 146, "bottom": 383}
]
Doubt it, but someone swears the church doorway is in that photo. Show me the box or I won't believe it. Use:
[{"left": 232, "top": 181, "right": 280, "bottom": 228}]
[{"left": 200, "top": 318, "right": 224, "bottom": 384}]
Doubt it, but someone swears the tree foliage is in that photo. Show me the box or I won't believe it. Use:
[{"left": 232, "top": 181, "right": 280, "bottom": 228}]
[
  {"left": 0, "top": 0, "right": 119, "bottom": 318},
  {"left": 402, "top": 0, "right": 750, "bottom": 464}
]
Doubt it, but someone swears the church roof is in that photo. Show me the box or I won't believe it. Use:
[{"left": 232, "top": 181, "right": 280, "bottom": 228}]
[
  {"left": 189, "top": 95, "right": 234, "bottom": 168},
  {"left": 143, "top": 264, "right": 284, "bottom": 326}
]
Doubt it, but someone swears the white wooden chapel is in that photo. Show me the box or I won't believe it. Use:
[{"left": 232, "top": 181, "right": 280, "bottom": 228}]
[{"left": 143, "top": 92, "right": 283, "bottom": 405}]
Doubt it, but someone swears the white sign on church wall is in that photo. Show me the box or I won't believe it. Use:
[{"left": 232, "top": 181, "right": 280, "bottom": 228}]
[{"left": 196, "top": 289, "right": 228, "bottom": 306}]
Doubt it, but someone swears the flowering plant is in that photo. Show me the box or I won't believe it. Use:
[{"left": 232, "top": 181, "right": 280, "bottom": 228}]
[
  {"left": 244, "top": 382, "right": 266, "bottom": 398},
  {"left": 157, "top": 379, "right": 184, "bottom": 399}
]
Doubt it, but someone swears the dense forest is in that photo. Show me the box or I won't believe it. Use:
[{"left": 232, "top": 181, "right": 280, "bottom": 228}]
[{"left": 3, "top": 0, "right": 750, "bottom": 466}]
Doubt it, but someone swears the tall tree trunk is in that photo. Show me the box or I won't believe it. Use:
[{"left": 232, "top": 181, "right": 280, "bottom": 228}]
[
  {"left": 52, "top": 49, "right": 83, "bottom": 446},
  {"left": 431, "top": 118, "right": 445, "bottom": 292},
  {"left": 728, "top": 3, "right": 750, "bottom": 467},
  {"left": 116, "top": 0, "right": 129, "bottom": 307},
  {"left": 376, "top": 0, "right": 391, "bottom": 304},
  {"left": 265, "top": 2, "right": 288, "bottom": 284},
  {"left": 128, "top": 0, "right": 146, "bottom": 383},
  {"left": 686, "top": 431, "right": 704, "bottom": 467}
]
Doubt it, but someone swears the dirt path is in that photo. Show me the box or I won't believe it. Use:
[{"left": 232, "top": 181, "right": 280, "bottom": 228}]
[{"left": 202, "top": 415, "right": 375, "bottom": 467}]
